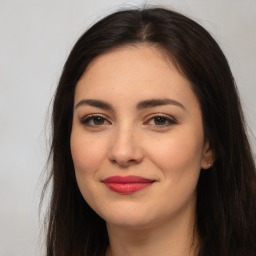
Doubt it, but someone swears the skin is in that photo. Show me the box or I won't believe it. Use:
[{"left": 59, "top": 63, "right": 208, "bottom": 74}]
[{"left": 70, "top": 45, "right": 214, "bottom": 256}]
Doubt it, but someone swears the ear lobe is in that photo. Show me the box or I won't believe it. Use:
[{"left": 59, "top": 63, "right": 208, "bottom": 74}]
[{"left": 201, "top": 141, "right": 215, "bottom": 170}]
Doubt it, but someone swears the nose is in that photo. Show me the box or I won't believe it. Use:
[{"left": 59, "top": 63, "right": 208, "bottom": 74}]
[{"left": 108, "top": 126, "right": 144, "bottom": 167}]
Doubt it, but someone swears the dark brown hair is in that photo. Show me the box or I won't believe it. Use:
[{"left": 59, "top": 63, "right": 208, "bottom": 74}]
[{"left": 42, "top": 7, "right": 256, "bottom": 256}]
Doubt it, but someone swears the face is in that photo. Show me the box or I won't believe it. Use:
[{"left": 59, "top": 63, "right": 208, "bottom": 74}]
[{"left": 70, "top": 45, "right": 213, "bottom": 229}]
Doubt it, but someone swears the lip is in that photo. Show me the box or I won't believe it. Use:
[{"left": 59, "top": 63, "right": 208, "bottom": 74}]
[{"left": 101, "top": 175, "right": 155, "bottom": 194}]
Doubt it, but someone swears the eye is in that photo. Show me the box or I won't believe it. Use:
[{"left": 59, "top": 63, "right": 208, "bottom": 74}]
[
  {"left": 80, "top": 114, "right": 110, "bottom": 126},
  {"left": 146, "top": 115, "right": 177, "bottom": 127}
]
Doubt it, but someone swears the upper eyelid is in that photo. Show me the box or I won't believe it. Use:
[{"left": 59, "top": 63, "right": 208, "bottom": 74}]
[
  {"left": 80, "top": 114, "right": 112, "bottom": 125},
  {"left": 80, "top": 113, "right": 110, "bottom": 120},
  {"left": 145, "top": 113, "right": 177, "bottom": 122}
]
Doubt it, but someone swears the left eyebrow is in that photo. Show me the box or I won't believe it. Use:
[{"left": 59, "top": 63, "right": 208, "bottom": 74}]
[
  {"left": 136, "top": 98, "right": 186, "bottom": 111},
  {"left": 75, "top": 99, "right": 113, "bottom": 110}
]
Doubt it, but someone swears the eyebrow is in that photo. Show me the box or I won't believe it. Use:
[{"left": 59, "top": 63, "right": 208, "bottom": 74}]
[
  {"left": 75, "top": 99, "right": 113, "bottom": 110},
  {"left": 75, "top": 98, "right": 186, "bottom": 111},
  {"left": 137, "top": 98, "right": 186, "bottom": 110}
]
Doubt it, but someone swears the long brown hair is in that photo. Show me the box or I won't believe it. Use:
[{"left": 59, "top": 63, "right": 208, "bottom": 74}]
[{"left": 42, "top": 7, "right": 256, "bottom": 256}]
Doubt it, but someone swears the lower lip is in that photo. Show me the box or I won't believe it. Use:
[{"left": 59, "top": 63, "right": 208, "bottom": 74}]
[{"left": 104, "top": 182, "right": 153, "bottom": 194}]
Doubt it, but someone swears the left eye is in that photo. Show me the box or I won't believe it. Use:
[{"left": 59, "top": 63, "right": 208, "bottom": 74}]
[
  {"left": 80, "top": 115, "right": 109, "bottom": 126},
  {"left": 147, "top": 116, "right": 176, "bottom": 126}
]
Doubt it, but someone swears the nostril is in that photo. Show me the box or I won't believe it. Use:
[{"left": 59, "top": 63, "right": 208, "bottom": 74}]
[
  {"left": 109, "top": 156, "right": 143, "bottom": 168},
  {"left": 110, "top": 158, "right": 117, "bottom": 164}
]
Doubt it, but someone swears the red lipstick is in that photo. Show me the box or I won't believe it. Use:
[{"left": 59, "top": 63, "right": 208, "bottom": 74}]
[{"left": 102, "top": 176, "right": 155, "bottom": 194}]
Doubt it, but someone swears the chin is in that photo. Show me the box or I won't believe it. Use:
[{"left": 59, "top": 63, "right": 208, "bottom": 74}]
[
  {"left": 100, "top": 206, "right": 159, "bottom": 229},
  {"left": 106, "top": 216, "right": 153, "bottom": 229}
]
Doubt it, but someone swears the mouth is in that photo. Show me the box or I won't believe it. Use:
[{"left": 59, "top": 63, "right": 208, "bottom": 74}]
[{"left": 101, "top": 175, "right": 156, "bottom": 194}]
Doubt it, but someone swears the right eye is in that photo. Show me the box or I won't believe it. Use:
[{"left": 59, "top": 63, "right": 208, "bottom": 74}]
[{"left": 80, "top": 115, "right": 110, "bottom": 127}]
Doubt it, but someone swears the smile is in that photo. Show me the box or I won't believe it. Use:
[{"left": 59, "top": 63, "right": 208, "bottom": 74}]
[{"left": 101, "top": 175, "right": 155, "bottom": 194}]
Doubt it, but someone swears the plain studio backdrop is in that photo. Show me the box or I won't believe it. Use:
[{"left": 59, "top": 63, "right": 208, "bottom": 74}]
[{"left": 0, "top": 0, "right": 255, "bottom": 255}]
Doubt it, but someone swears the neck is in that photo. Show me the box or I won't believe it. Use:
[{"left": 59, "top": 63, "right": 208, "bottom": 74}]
[{"left": 105, "top": 203, "right": 199, "bottom": 256}]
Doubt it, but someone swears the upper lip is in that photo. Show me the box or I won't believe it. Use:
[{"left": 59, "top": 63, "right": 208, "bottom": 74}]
[{"left": 102, "top": 175, "right": 155, "bottom": 184}]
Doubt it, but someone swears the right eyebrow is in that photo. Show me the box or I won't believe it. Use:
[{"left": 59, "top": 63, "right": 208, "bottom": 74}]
[
  {"left": 75, "top": 99, "right": 114, "bottom": 111},
  {"left": 136, "top": 98, "right": 186, "bottom": 111}
]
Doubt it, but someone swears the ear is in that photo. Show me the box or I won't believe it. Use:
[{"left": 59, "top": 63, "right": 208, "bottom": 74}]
[{"left": 201, "top": 141, "right": 215, "bottom": 170}]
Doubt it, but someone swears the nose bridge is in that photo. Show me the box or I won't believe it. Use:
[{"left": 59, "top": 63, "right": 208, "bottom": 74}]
[{"left": 108, "top": 122, "right": 143, "bottom": 166}]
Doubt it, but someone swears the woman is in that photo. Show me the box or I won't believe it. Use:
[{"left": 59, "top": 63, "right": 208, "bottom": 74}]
[{"left": 42, "top": 7, "right": 256, "bottom": 256}]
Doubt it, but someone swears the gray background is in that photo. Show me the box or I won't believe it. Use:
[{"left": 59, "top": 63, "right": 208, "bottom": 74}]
[{"left": 0, "top": 0, "right": 255, "bottom": 255}]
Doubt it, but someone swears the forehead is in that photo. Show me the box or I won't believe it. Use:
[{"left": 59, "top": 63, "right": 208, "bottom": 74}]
[
  {"left": 83, "top": 44, "right": 174, "bottom": 75},
  {"left": 75, "top": 45, "right": 199, "bottom": 110}
]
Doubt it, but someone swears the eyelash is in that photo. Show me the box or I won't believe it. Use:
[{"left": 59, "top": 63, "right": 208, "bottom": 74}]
[
  {"left": 145, "top": 114, "right": 177, "bottom": 127},
  {"left": 80, "top": 114, "right": 177, "bottom": 128},
  {"left": 80, "top": 114, "right": 111, "bottom": 126}
]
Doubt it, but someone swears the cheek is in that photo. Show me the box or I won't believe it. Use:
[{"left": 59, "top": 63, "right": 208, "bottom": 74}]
[
  {"left": 147, "top": 130, "right": 203, "bottom": 211},
  {"left": 70, "top": 131, "right": 108, "bottom": 209},
  {"left": 70, "top": 131, "right": 107, "bottom": 175},
  {"left": 147, "top": 127, "right": 204, "bottom": 182}
]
